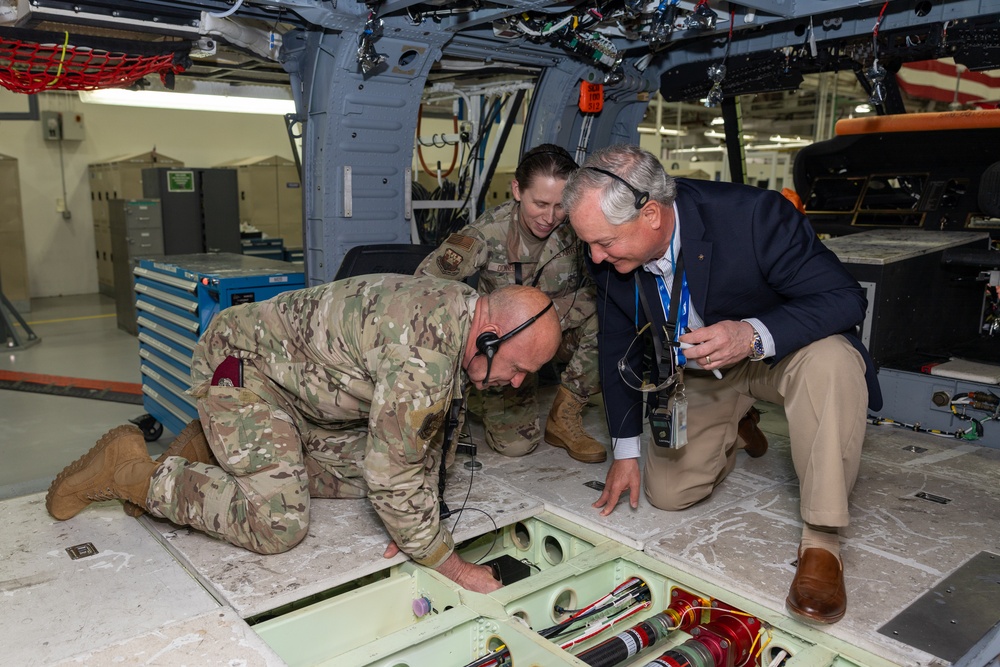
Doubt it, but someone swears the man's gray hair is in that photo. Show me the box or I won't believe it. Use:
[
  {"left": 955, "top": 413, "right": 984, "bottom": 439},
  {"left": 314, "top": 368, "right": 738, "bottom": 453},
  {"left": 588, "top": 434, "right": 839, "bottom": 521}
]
[{"left": 563, "top": 144, "right": 677, "bottom": 226}]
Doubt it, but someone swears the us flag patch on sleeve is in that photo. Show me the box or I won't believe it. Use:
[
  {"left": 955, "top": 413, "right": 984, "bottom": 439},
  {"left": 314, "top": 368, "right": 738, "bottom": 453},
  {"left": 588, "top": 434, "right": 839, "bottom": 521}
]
[{"left": 445, "top": 233, "right": 476, "bottom": 250}]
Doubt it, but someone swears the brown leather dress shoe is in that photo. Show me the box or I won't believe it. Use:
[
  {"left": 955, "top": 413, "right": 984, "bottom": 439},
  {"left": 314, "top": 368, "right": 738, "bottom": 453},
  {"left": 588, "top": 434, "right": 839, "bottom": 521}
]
[
  {"left": 738, "top": 407, "right": 768, "bottom": 458},
  {"left": 786, "top": 547, "right": 847, "bottom": 624}
]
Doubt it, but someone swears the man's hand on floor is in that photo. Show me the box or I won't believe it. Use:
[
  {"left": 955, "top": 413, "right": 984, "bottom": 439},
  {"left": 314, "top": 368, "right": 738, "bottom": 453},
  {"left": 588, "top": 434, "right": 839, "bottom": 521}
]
[{"left": 593, "top": 458, "right": 640, "bottom": 516}]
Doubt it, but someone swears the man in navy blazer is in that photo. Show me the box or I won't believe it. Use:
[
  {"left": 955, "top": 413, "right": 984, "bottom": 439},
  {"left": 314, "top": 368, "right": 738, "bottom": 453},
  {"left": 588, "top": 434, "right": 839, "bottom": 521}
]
[{"left": 562, "top": 144, "right": 881, "bottom": 625}]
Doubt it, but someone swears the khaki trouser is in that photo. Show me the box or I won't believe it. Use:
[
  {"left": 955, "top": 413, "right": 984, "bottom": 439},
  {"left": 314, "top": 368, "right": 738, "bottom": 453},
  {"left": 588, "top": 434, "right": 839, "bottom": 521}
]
[{"left": 644, "top": 335, "right": 868, "bottom": 528}]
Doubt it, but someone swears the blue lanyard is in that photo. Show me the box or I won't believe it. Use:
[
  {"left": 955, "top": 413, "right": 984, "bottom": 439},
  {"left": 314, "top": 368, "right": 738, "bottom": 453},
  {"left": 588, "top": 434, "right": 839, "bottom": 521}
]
[
  {"left": 633, "top": 222, "right": 689, "bottom": 366},
  {"left": 655, "top": 272, "right": 690, "bottom": 364}
]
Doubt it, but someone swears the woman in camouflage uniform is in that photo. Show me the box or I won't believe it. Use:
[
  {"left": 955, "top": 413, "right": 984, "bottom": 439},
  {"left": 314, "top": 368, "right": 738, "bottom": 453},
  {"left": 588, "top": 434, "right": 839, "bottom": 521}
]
[{"left": 417, "top": 144, "right": 606, "bottom": 463}]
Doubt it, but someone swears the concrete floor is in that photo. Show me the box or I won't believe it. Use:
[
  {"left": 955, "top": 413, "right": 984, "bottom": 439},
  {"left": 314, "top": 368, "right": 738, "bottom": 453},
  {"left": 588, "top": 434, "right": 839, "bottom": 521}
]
[
  {"left": 0, "top": 294, "right": 172, "bottom": 499},
  {"left": 2, "top": 294, "right": 999, "bottom": 666}
]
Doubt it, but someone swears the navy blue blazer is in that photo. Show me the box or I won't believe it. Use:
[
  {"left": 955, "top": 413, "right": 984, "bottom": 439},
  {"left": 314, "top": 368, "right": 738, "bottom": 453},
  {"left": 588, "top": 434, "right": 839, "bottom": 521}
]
[{"left": 588, "top": 178, "right": 882, "bottom": 441}]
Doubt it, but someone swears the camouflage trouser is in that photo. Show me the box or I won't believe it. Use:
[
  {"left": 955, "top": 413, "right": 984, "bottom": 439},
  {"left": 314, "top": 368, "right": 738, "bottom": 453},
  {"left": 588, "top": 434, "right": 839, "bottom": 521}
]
[
  {"left": 473, "top": 311, "right": 600, "bottom": 456},
  {"left": 472, "top": 373, "right": 541, "bottom": 457},
  {"left": 559, "top": 310, "right": 600, "bottom": 401},
  {"left": 147, "top": 365, "right": 375, "bottom": 555}
]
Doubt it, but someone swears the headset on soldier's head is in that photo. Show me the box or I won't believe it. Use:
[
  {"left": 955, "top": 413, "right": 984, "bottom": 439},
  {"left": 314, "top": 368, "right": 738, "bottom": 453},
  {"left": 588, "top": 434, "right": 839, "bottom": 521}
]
[
  {"left": 476, "top": 300, "right": 554, "bottom": 360},
  {"left": 585, "top": 167, "right": 650, "bottom": 209},
  {"left": 517, "top": 149, "right": 578, "bottom": 171}
]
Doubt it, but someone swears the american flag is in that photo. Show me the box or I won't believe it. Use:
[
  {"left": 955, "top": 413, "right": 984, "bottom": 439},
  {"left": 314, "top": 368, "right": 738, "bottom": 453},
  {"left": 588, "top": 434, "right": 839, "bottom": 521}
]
[{"left": 897, "top": 58, "right": 1000, "bottom": 108}]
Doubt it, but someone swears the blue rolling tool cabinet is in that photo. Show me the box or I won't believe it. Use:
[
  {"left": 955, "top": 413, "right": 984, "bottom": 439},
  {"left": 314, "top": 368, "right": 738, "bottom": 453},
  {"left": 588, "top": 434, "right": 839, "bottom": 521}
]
[{"left": 131, "top": 253, "right": 304, "bottom": 439}]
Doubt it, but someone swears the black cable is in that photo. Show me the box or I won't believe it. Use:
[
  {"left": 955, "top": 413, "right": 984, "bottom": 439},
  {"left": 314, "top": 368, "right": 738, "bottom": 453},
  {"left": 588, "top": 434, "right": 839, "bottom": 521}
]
[
  {"left": 463, "top": 644, "right": 510, "bottom": 667},
  {"left": 455, "top": 96, "right": 496, "bottom": 197},
  {"left": 456, "top": 95, "right": 510, "bottom": 219},
  {"left": 537, "top": 579, "right": 650, "bottom": 640},
  {"left": 456, "top": 507, "right": 500, "bottom": 566},
  {"left": 442, "top": 428, "right": 477, "bottom": 528},
  {"left": 867, "top": 414, "right": 982, "bottom": 440},
  {"left": 439, "top": 418, "right": 501, "bottom": 565},
  {"left": 411, "top": 180, "right": 431, "bottom": 244}
]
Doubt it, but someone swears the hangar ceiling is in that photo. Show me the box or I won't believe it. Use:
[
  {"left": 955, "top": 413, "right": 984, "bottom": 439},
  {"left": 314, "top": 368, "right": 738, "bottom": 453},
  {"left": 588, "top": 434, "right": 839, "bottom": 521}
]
[
  {"left": 3, "top": 1, "right": 998, "bottom": 150},
  {"left": 4, "top": 1, "right": 998, "bottom": 283}
]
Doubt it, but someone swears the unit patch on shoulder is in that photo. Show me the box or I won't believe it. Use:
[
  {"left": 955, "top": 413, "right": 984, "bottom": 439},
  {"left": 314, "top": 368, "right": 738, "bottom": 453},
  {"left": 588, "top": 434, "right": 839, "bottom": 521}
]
[
  {"left": 417, "top": 409, "right": 447, "bottom": 440},
  {"left": 436, "top": 248, "right": 465, "bottom": 276},
  {"left": 445, "top": 233, "right": 476, "bottom": 250}
]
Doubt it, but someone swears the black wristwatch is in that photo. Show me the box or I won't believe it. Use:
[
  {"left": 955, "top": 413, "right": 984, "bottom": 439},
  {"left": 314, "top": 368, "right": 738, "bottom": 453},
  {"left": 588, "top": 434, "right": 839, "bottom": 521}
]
[{"left": 749, "top": 329, "right": 766, "bottom": 361}]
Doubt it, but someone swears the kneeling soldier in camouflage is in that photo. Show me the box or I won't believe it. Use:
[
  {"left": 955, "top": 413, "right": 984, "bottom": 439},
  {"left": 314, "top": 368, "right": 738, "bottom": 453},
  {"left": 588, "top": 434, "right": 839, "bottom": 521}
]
[{"left": 46, "top": 275, "right": 561, "bottom": 594}]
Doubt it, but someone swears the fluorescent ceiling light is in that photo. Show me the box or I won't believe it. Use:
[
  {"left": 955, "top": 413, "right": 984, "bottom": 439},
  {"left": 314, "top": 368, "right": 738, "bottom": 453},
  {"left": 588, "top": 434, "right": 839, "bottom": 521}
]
[
  {"left": 673, "top": 146, "right": 726, "bottom": 153},
  {"left": 659, "top": 126, "right": 686, "bottom": 136},
  {"left": 674, "top": 142, "right": 811, "bottom": 154},
  {"left": 638, "top": 126, "right": 688, "bottom": 136},
  {"left": 710, "top": 117, "right": 725, "bottom": 125},
  {"left": 854, "top": 103, "right": 872, "bottom": 113},
  {"left": 768, "top": 135, "right": 807, "bottom": 143},
  {"left": 703, "top": 130, "right": 756, "bottom": 140},
  {"left": 746, "top": 141, "right": 812, "bottom": 150},
  {"left": 79, "top": 88, "right": 294, "bottom": 115}
]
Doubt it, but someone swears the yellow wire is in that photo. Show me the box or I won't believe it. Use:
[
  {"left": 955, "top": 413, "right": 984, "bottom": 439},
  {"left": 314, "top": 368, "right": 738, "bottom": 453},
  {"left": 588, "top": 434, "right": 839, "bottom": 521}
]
[
  {"left": 46, "top": 31, "right": 71, "bottom": 86},
  {"left": 746, "top": 630, "right": 762, "bottom": 660},
  {"left": 678, "top": 604, "right": 759, "bottom": 625},
  {"left": 740, "top": 627, "right": 771, "bottom": 667},
  {"left": 758, "top": 634, "right": 773, "bottom": 665}
]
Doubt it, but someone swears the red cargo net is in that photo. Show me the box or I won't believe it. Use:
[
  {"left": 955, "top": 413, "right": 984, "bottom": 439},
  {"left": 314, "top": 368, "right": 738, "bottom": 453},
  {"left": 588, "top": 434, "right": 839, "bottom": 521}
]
[{"left": 0, "top": 27, "right": 187, "bottom": 94}]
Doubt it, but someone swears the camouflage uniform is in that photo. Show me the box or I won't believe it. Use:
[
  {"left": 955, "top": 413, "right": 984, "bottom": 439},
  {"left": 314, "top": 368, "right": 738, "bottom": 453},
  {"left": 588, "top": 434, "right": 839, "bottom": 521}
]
[
  {"left": 146, "top": 275, "right": 473, "bottom": 567},
  {"left": 416, "top": 200, "right": 598, "bottom": 456}
]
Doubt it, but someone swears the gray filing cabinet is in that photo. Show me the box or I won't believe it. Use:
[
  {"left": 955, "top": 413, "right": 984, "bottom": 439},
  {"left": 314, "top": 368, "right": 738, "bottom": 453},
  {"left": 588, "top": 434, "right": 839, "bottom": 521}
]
[
  {"left": 110, "top": 199, "right": 164, "bottom": 335},
  {"left": 142, "top": 167, "right": 242, "bottom": 255}
]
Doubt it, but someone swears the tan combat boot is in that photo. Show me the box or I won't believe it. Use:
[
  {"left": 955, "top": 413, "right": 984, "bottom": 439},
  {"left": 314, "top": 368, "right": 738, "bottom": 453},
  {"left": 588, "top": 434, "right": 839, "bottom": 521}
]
[
  {"left": 46, "top": 424, "right": 159, "bottom": 521},
  {"left": 123, "top": 419, "right": 216, "bottom": 517},
  {"left": 544, "top": 386, "right": 608, "bottom": 463}
]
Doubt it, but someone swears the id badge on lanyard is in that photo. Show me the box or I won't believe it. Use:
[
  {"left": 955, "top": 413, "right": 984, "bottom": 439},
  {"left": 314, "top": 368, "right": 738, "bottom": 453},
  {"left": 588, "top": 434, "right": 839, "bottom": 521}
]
[
  {"left": 636, "top": 262, "right": 690, "bottom": 449},
  {"left": 671, "top": 383, "right": 688, "bottom": 448},
  {"left": 656, "top": 259, "right": 689, "bottom": 448}
]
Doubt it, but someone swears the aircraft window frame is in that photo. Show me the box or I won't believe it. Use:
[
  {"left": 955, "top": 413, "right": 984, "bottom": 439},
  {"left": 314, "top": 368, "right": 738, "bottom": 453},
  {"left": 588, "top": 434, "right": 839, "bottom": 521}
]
[
  {"left": 850, "top": 172, "right": 929, "bottom": 228},
  {"left": 803, "top": 176, "right": 866, "bottom": 214},
  {"left": 857, "top": 172, "right": 929, "bottom": 213},
  {"left": 852, "top": 211, "right": 927, "bottom": 227},
  {"left": 966, "top": 213, "right": 1000, "bottom": 229}
]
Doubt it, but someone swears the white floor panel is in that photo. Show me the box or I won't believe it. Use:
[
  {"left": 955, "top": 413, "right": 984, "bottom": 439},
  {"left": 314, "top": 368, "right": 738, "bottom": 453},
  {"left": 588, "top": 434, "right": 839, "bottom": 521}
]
[
  {"left": 50, "top": 607, "right": 285, "bottom": 666},
  {"left": 472, "top": 430, "right": 797, "bottom": 550},
  {"left": 140, "top": 467, "right": 543, "bottom": 619},
  {"left": 0, "top": 493, "right": 220, "bottom": 667},
  {"left": 859, "top": 425, "right": 1000, "bottom": 489}
]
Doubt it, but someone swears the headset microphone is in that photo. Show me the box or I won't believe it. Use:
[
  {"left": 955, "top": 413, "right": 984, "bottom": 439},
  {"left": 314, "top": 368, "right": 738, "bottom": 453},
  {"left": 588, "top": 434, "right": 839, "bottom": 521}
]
[
  {"left": 475, "top": 300, "right": 554, "bottom": 384},
  {"left": 584, "top": 167, "right": 650, "bottom": 209}
]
